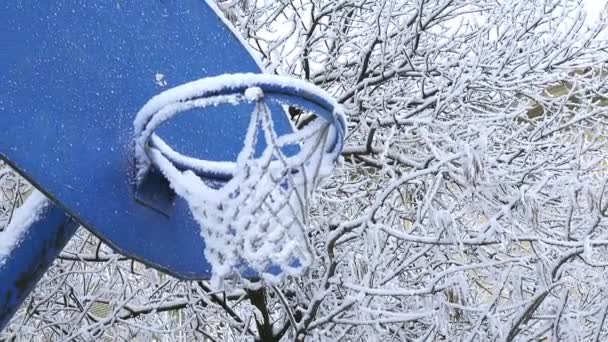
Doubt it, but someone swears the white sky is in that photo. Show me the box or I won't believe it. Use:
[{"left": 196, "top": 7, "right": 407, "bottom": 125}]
[{"left": 583, "top": 0, "right": 607, "bottom": 23}]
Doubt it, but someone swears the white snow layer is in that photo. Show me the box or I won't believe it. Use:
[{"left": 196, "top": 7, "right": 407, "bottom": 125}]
[
  {"left": 134, "top": 72, "right": 345, "bottom": 182},
  {"left": 0, "top": 190, "right": 50, "bottom": 267}
]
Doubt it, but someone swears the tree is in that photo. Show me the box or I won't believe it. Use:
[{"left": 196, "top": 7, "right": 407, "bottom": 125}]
[{"left": 2, "top": 0, "right": 608, "bottom": 340}]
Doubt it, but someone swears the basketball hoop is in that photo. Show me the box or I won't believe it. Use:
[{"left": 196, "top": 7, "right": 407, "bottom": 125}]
[{"left": 134, "top": 73, "right": 346, "bottom": 285}]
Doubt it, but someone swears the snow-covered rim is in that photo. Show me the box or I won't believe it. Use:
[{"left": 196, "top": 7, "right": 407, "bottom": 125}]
[{"left": 134, "top": 73, "right": 347, "bottom": 182}]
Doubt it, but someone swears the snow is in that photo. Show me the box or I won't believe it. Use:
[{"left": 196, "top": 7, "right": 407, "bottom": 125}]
[
  {"left": 134, "top": 73, "right": 342, "bottom": 134},
  {"left": 583, "top": 0, "right": 607, "bottom": 24},
  {"left": 134, "top": 72, "right": 346, "bottom": 182},
  {"left": 244, "top": 86, "right": 263, "bottom": 102},
  {"left": 154, "top": 72, "right": 168, "bottom": 87},
  {"left": 150, "top": 135, "right": 237, "bottom": 177},
  {"left": 133, "top": 72, "right": 346, "bottom": 286},
  {"left": 0, "top": 190, "right": 49, "bottom": 268}
]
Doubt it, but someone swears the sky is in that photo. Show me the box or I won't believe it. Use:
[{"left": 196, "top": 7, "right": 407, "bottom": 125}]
[{"left": 583, "top": 0, "right": 607, "bottom": 23}]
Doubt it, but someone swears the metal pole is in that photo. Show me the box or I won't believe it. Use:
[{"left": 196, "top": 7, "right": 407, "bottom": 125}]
[{"left": 0, "top": 200, "right": 79, "bottom": 331}]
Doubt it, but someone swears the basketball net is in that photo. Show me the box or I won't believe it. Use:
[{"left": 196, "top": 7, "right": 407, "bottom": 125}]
[{"left": 134, "top": 74, "right": 345, "bottom": 286}]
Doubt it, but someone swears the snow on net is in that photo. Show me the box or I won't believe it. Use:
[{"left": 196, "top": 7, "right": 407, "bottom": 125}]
[{"left": 134, "top": 74, "right": 345, "bottom": 286}]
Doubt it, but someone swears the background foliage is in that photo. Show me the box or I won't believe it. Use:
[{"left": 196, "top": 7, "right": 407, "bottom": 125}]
[{"left": 2, "top": 0, "right": 608, "bottom": 340}]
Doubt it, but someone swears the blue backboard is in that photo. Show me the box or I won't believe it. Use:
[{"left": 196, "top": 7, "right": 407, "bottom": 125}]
[{"left": 0, "top": 0, "right": 300, "bottom": 279}]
